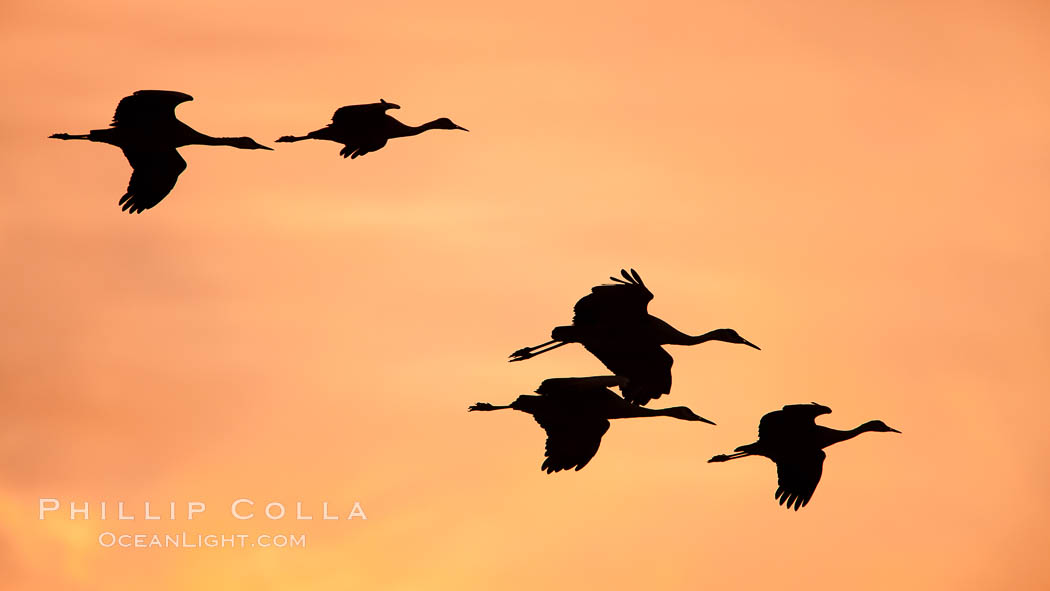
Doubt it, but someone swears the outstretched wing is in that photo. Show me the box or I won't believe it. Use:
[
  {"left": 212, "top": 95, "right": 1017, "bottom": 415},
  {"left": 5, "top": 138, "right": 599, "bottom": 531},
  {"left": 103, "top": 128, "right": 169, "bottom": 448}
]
[
  {"left": 572, "top": 269, "right": 654, "bottom": 326},
  {"left": 112, "top": 90, "right": 193, "bottom": 128},
  {"left": 535, "top": 376, "right": 628, "bottom": 397},
  {"left": 331, "top": 109, "right": 403, "bottom": 158},
  {"left": 582, "top": 343, "right": 673, "bottom": 406},
  {"left": 118, "top": 149, "right": 187, "bottom": 213},
  {"left": 758, "top": 402, "right": 831, "bottom": 441},
  {"left": 774, "top": 451, "right": 826, "bottom": 510},
  {"left": 533, "top": 414, "right": 611, "bottom": 473},
  {"left": 330, "top": 99, "right": 400, "bottom": 127}
]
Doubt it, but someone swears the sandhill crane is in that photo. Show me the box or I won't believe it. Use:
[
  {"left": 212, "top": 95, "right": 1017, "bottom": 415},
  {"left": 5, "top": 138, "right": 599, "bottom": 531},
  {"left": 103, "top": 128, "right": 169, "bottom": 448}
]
[
  {"left": 709, "top": 402, "right": 900, "bottom": 510},
  {"left": 275, "top": 99, "right": 466, "bottom": 158},
  {"left": 49, "top": 90, "right": 272, "bottom": 213},
  {"left": 469, "top": 376, "right": 714, "bottom": 473},
  {"left": 510, "top": 269, "right": 759, "bottom": 406}
]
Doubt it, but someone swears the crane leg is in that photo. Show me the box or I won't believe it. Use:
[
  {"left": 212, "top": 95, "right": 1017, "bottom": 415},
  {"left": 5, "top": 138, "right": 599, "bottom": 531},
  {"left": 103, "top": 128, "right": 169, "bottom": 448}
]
[
  {"left": 708, "top": 451, "right": 751, "bottom": 463},
  {"left": 468, "top": 402, "right": 512, "bottom": 412},
  {"left": 508, "top": 340, "right": 567, "bottom": 362},
  {"left": 49, "top": 133, "right": 91, "bottom": 140}
]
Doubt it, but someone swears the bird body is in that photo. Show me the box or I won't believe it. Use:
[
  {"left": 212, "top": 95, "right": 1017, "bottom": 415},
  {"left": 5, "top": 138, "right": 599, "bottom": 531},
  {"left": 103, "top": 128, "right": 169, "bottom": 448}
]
[
  {"left": 709, "top": 403, "right": 900, "bottom": 510},
  {"left": 49, "top": 90, "right": 272, "bottom": 213},
  {"left": 275, "top": 99, "right": 467, "bottom": 159},
  {"left": 469, "top": 376, "right": 714, "bottom": 473},
  {"left": 510, "top": 269, "right": 760, "bottom": 406}
]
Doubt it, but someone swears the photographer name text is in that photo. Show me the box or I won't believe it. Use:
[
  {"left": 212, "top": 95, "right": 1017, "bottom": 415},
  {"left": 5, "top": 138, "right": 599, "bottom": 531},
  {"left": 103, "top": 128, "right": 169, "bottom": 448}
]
[{"left": 38, "top": 498, "right": 367, "bottom": 521}]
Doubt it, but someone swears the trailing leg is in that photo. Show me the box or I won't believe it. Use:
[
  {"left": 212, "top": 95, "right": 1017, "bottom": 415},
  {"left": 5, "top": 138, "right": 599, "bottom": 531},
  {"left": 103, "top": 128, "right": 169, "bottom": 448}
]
[
  {"left": 708, "top": 451, "right": 752, "bottom": 463},
  {"left": 468, "top": 402, "right": 512, "bottom": 412},
  {"left": 49, "top": 133, "right": 92, "bottom": 141},
  {"left": 508, "top": 340, "right": 567, "bottom": 362}
]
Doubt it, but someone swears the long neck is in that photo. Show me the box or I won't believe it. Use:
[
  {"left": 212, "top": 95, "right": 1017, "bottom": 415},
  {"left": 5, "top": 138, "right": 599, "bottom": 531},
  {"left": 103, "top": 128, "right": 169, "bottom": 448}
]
[
  {"left": 613, "top": 405, "right": 682, "bottom": 420},
  {"left": 683, "top": 330, "right": 721, "bottom": 346},
  {"left": 649, "top": 317, "right": 698, "bottom": 345},
  {"left": 667, "top": 328, "right": 724, "bottom": 346},
  {"left": 194, "top": 135, "right": 242, "bottom": 147},
  {"left": 389, "top": 119, "right": 443, "bottom": 139},
  {"left": 177, "top": 125, "right": 241, "bottom": 147},
  {"left": 816, "top": 424, "right": 876, "bottom": 449}
]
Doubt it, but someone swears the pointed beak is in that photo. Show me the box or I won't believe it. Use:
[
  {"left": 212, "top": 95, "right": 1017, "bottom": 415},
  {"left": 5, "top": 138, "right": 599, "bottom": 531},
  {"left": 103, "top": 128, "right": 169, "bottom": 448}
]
[
  {"left": 259, "top": 145, "right": 274, "bottom": 150},
  {"left": 742, "top": 339, "right": 760, "bottom": 350},
  {"left": 454, "top": 125, "right": 469, "bottom": 131},
  {"left": 698, "top": 416, "right": 716, "bottom": 426},
  {"left": 889, "top": 427, "right": 902, "bottom": 433}
]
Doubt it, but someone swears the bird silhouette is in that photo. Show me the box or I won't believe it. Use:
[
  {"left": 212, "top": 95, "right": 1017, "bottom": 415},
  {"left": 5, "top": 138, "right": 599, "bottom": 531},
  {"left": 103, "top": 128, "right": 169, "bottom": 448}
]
[
  {"left": 708, "top": 402, "right": 900, "bottom": 510},
  {"left": 275, "top": 99, "right": 467, "bottom": 158},
  {"left": 469, "top": 376, "right": 715, "bottom": 473},
  {"left": 49, "top": 90, "right": 272, "bottom": 213},
  {"left": 509, "top": 269, "right": 760, "bottom": 406}
]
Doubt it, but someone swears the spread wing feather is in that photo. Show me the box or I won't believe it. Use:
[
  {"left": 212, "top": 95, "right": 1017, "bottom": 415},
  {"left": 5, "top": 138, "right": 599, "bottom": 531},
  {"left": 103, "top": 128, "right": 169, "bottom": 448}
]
[
  {"left": 758, "top": 403, "right": 831, "bottom": 441},
  {"left": 330, "top": 111, "right": 403, "bottom": 158},
  {"left": 112, "top": 90, "right": 192, "bottom": 128},
  {"left": 534, "top": 415, "right": 611, "bottom": 473},
  {"left": 774, "top": 451, "right": 826, "bottom": 510},
  {"left": 572, "top": 268, "right": 653, "bottom": 326},
  {"left": 118, "top": 149, "right": 187, "bottom": 213},
  {"left": 330, "top": 100, "right": 399, "bottom": 126},
  {"left": 582, "top": 343, "right": 672, "bottom": 406},
  {"left": 534, "top": 376, "right": 628, "bottom": 398}
]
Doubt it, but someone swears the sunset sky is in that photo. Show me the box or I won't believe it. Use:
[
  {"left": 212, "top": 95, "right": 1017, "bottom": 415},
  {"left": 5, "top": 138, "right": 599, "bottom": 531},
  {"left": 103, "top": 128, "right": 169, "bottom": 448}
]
[{"left": 2, "top": 0, "right": 1049, "bottom": 589}]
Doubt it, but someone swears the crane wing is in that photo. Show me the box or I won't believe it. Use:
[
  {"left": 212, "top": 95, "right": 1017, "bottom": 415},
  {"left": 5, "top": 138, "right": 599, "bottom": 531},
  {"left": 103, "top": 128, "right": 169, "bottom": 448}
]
[
  {"left": 758, "top": 403, "right": 832, "bottom": 441},
  {"left": 330, "top": 100, "right": 399, "bottom": 127},
  {"left": 533, "top": 415, "right": 611, "bottom": 473},
  {"left": 582, "top": 343, "right": 673, "bottom": 406},
  {"left": 535, "top": 376, "right": 628, "bottom": 397},
  {"left": 118, "top": 149, "right": 187, "bottom": 213},
  {"left": 328, "top": 112, "right": 404, "bottom": 158},
  {"left": 572, "top": 269, "right": 654, "bottom": 326},
  {"left": 112, "top": 90, "right": 193, "bottom": 128},
  {"left": 774, "top": 450, "right": 826, "bottom": 510}
]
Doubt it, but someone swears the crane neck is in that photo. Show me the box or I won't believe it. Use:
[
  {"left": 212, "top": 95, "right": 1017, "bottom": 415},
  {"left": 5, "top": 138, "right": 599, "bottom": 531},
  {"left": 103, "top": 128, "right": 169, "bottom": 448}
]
[
  {"left": 390, "top": 119, "right": 444, "bottom": 138},
  {"left": 645, "top": 317, "right": 697, "bottom": 345},
  {"left": 194, "top": 135, "right": 244, "bottom": 147},
  {"left": 666, "top": 329, "right": 724, "bottom": 346},
  {"left": 817, "top": 424, "right": 877, "bottom": 448},
  {"left": 612, "top": 405, "right": 690, "bottom": 420}
]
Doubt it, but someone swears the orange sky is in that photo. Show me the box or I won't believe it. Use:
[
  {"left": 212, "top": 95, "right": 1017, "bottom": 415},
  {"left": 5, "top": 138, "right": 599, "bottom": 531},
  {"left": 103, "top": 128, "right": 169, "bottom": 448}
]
[{"left": 2, "top": 0, "right": 1049, "bottom": 589}]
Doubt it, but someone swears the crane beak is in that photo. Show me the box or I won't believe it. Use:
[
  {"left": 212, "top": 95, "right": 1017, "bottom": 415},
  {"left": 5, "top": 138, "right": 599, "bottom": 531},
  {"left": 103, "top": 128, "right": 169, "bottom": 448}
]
[
  {"left": 888, "top": 427, "right": 901, "bottom": 433},
  {"left": 453, "top": 124, "right": 469, "bottom": 131},
  {"left": 697, "top": 416, "right": 716, "bottom": 426},
  {"left": 742, "top": 338, "right": 760, "bottom": 350}
]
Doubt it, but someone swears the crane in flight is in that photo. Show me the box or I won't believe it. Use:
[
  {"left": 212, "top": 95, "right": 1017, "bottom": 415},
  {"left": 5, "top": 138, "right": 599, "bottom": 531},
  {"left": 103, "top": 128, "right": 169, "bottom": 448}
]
[
  {"left": 469, "top": 376, "right": 715, "bottom": 473},
  {"left": 709, "top": 402, "right": 900, "bottom": 510},
  {"left": 510, "top": 269, "right": 760, "bottom": 405},
  {"left": 275, "top": 99, "right": 467, "bottom": 159},
  {"left": 49, "top": 90, "right": 272, "bottom": 213}
]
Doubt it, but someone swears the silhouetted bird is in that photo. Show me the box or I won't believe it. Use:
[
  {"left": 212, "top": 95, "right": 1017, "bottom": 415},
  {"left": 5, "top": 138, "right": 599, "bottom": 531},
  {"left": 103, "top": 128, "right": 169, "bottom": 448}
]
[
  {"left": 275, "top": 99, "right": 467, "bottom": 158},
  {"left": 509, "top": 269, "right": 760, "bottom": 406},
  {"left": 469, "top": 376, "right": 714, "bottom": 473},
  {"left": 708, "top": 402, "right": 900, "bottom": 510},
  {"left": 49, "top": 90, "right": 272, "bottom": 213}
]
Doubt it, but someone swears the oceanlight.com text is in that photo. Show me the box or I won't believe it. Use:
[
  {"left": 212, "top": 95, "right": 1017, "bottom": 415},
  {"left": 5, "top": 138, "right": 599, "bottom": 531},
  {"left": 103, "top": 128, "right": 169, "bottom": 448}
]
[{"left": 97, "top": 532, "right": 307, "bottom": 549}]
